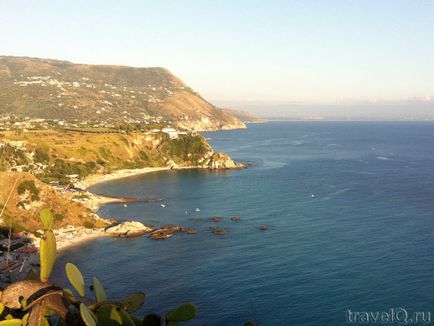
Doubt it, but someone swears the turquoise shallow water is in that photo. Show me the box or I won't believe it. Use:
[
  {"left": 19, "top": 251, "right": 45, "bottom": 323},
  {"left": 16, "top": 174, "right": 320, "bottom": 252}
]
[{"left": 55, "top": 122, "right": 434, "bottom": 325}]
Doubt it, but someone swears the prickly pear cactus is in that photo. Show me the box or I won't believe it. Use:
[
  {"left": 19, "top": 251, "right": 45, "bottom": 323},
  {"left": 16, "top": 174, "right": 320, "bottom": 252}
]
[
  {"left": 80, "top": 303, "right": 97, "bottom": 326},
  {"left": 91, "top": 277, "right": 106, "bottom": 302},
  {"left": 121, "top": 292, "right": 146, "bottom": 313},
  {"left": 39, "top": 208, "right": 56, "bottom": 282},
  {"left": 166, "top": 303, "right": 197, "bottom": 324},
  {"left": 39, "top": 208, "right": 53, "bottom": 230},
  {"left": 39, "top": 230, "right": 56, "bottom": 282},
  {"left": 65, "top": 263, "right": 86, "bottom": 297}
]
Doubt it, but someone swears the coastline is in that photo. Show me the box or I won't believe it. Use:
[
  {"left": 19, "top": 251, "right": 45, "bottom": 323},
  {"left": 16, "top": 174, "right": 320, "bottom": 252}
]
[
  {"left": 76, "top": 166, "right": 172, "bottom": 190},
  {"left": 76, "top": 165, "right": 212, "bottom": 190}
]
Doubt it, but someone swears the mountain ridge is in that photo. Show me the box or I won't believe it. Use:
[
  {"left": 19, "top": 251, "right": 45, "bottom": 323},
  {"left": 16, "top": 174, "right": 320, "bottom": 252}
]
[{"left": 0, "top": 56, "right": 246, "bottom": 131}]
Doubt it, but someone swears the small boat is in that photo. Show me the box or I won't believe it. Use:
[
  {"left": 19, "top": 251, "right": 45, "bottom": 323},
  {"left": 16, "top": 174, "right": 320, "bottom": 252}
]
[
  {"left": 160, "top": 204, "right": 166, "bottom": 208},
  {"left": 195, "top": 208, "right": 201, "bottom": 212},
  {"left": 311, "top": 194, "right": 315, "bottom": 198},
  {"left": 123, "top": 204, "right": 128, "bottom": 208}
]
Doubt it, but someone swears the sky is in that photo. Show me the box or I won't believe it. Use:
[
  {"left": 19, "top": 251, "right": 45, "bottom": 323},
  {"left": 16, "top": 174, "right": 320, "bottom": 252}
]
[{"left": 1, "top": 0, "right": 434, "bottom": 117}]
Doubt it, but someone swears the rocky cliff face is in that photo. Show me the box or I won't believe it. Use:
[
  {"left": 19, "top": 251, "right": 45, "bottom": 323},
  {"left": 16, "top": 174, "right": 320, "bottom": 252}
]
[
  {"left": 0, "top": 56, "right": 246, "bottom": 131},
  {"left": 198, "top": 151, "right": 244, "bottom": 169},
  {"left": 0, "top": 129, "right": 244, "bottom": 183}
]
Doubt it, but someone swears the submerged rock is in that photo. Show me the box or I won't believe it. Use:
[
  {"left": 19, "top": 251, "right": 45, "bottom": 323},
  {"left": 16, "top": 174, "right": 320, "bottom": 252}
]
[
  {"left": 149, "top": 231, "right": 172, "bottom": 240},
  {"left": 148, "top": 225, "right": 186, "bottom": 240},
  {"left": 105, "top": 221, "right": 153, "bottom": 237},
  {"left": 208, "top": 216, "right": 223, "bottom": 223},
  {"left": 258, "top": 225, "right": 269, "bottom": 231},
  {"left": 230, "top": 216, "right": 241, "bottom": 221}
]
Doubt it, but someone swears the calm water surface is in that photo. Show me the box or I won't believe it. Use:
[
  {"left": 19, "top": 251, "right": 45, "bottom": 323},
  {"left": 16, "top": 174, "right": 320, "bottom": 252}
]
[{"left": 54, "top": 122, "right": 434, "bottom": 325}]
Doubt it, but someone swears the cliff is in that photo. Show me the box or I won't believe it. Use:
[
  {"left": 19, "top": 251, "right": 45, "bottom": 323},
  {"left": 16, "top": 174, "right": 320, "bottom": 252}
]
[{"left": 0, "top": 129, "right": 244, "bottom": 184}]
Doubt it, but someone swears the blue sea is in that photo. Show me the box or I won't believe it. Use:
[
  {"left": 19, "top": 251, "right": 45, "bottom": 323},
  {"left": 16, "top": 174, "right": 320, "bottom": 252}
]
[{"left": 54, "top": 122, "right": 434, "bottom": 325}]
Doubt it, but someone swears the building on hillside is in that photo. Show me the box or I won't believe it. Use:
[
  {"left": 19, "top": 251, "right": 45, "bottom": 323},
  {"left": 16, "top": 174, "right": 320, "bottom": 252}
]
[{"left": 162, "top": 128, "right": 178, "bottom": 139}]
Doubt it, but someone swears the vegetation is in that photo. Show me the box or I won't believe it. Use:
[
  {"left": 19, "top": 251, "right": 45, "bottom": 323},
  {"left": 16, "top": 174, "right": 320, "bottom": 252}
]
[
  {"left": 0, "top": 56, "right": 244, "bottom": 130},
  {"left": 17, "top": 180, "right": 40, "bottom": 201},
  {"left": 160, "top": 135, "right": 210, "bottom": 165},
  {"left": 0, "top": 172, "right": 108, "bottom": 232},
  {"left": 0, "top": 144, "right": 30, "bottom": 172},
  {"left": 0, "top": 129, "right": 215, "bottom": 184},
  {"left": 0, "top": 209, "right": 197, "bottom": 325}
]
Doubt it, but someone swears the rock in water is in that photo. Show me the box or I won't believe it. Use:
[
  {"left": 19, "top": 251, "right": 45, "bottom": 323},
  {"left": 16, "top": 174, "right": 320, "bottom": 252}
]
[
  {"left": 105, "top": 221, "right": 153, "bottom": 237},
  {"left": 207, "top": 152, "right": 245, "bottom": 169},
  {"left": 208, "top": 216, "right": 224, "bottom": 222}
]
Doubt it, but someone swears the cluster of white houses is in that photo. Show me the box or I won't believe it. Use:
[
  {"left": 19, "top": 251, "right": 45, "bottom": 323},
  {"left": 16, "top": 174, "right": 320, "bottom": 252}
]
[{"left": 146, "top": 127, "right": 187, "bottom": 139}]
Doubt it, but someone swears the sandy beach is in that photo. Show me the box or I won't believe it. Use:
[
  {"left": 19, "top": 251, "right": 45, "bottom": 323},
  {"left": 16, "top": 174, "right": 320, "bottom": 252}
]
[
  {"left": 24, "top": 226, "right": 108, "bottom": 253},
  {"left": 76, "top": 166, "right": 172, "bottom": 190}
]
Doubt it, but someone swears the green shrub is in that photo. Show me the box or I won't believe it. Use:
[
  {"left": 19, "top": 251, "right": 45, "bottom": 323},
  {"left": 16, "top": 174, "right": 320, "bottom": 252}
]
[
  {"left": 83, "top": 221, "right": 94, "bottom": 229},
  {"left": 54, "top": 213, "right": 65, "bottom": 221},
  {"left": 34, "top": 148, "right": 49, "bottom": 163},
  {"left": 17, "top": 180, "right": 40, "bottom": 201}
]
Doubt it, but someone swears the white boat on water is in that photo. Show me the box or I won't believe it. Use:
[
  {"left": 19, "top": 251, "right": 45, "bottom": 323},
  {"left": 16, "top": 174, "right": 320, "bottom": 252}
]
[
  {"left": 195, "top": 208, "right": 200, "bottom": 212},
  {"left": 160, "top": 204, "right": 166, "bottom": 208}
]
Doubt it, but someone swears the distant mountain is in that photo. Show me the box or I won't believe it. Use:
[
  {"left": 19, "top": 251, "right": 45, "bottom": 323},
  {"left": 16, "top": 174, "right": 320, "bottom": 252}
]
[
  {"left": 0, "top": 56, "right": 245, "bottom": 131},
  {"left": 223, "top": 108, "right": 267, "bottom": 123}
]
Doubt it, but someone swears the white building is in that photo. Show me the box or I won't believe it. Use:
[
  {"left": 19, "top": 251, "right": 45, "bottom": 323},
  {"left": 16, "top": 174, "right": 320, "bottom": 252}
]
[{"left": 162, "top": 128, "right": 179, "bottom": 139}]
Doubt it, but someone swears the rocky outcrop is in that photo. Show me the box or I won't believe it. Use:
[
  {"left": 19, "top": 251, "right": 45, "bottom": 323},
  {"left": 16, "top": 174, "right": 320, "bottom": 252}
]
[
  {"left": 148, "top": 225, "right": 186, "bottom": 240},
  {"left": 195, "top": 148, "right": 244, "bottom": 170},
  {"left": 207, "top": 152, "right": 244, "bottom": 169},
  {"left": 105, "top": 221, "right": 153, "bottom": 237},
  {"left": 176, "top": 117, "right": 246, "bottom": 132}
]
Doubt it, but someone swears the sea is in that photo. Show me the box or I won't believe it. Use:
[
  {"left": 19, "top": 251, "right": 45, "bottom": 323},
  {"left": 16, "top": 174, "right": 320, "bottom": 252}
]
[{"left": 54, "top": 121, "right": 434, "bottom": 325}]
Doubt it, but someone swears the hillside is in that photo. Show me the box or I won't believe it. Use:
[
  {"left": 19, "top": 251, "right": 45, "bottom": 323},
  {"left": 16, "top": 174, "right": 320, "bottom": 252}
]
[
  {"left": 0, "top": 56, "right": 245, "bottom": 131},
  {"left": 0, "top": 172, "right": 107, "bottom": 232},
  {"left": 0, "top": 129, "right": 242, "bottom": 184}
]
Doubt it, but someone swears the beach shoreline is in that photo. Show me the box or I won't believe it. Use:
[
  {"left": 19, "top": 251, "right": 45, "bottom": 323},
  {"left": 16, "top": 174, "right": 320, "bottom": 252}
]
[
  {"left": 75, "top": 165, "right": 210, "bottom": 190},
  {"left": 76, "top": 166, "right": 172, "bottom": 190}
]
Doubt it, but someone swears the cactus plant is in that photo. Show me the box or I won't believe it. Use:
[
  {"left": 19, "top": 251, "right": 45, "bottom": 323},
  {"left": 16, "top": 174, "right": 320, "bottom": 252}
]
[
  {"left": 91, "top": 277, "right": 106, "bottom": 302},
  {"left": 39, "top": 230, "right": 56, "bottom": 282},
  {"left": 80, "top": 303, "right": 97, "bottom": 326},
  {"left": 121, "top": 292, "right": 146, "bottom": 313},
  {"left": 166, "top": 303, "right": 197, "bottom": 324},
  {"left": 39, "top": 208, "right": 53, "bottom": 230},
  {"left": 65, "top": 263, "right": 85, "bottom": 297},
  {"left": 0, "top": 320, "right": 22, "bottom": 326}
]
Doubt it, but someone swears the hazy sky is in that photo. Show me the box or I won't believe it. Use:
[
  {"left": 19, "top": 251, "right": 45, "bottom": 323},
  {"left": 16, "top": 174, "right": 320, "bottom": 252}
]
[{"left": 1, "top": 0, "right": 434, "bottom": 106}]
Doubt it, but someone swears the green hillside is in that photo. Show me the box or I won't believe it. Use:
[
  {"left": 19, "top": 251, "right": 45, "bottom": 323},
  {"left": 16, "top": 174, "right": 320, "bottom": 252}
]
[{"left": 0, "top": 56, "right": 245, "bottom": 131}]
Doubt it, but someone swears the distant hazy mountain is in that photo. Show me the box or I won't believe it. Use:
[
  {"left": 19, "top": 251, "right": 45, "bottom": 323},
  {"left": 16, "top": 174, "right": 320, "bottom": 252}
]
[
  {"left": 223, "top": 108, "right": 267, "bottom": 123},
  {"left": 0, "top": 56, "right": 245, "bottom": 131}
]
